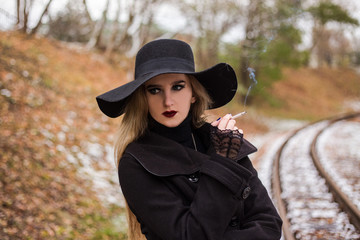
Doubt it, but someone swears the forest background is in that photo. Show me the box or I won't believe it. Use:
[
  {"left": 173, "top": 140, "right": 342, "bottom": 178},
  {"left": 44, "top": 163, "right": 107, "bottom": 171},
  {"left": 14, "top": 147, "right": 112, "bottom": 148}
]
[{"left": 1, "top": 0, "right": 360, "bottom": 239}]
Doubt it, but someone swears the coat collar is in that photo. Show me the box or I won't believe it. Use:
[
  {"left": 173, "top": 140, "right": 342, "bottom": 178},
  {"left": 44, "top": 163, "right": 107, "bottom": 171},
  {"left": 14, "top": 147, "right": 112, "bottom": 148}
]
[{"left": 124, "top": 123, "right": 257, "bottom": 177}]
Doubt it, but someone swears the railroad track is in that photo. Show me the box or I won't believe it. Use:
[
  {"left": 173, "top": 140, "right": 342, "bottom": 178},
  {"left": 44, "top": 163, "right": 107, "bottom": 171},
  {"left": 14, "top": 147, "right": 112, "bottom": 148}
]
[{"left": 271, "top": 112, "right": 360, "bottom": 240}]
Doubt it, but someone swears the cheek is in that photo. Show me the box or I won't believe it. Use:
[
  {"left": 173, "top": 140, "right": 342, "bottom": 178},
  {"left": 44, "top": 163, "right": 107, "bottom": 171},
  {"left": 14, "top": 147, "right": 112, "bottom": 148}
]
[
  {"left": 148, "top": 99, "right": 157, "bottom": 110},
  {"left": 146, "top": 95, "right": 157, "bottom": 112},
  {"left": 180, "top": 92, "right": 194, "bottom": 111}
]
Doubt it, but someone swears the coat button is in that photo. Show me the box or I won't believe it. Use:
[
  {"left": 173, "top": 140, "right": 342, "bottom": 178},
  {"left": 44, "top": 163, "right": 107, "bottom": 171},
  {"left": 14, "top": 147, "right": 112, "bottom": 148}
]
[
  {"left": 188, "top": 174, "right": 199, "bottom": 183},
  {"left": 229, "top": 216, "right": 239, "bottom": 227},
  {"left": 242, "top": 186, "right": 251, "bottom": 199}
]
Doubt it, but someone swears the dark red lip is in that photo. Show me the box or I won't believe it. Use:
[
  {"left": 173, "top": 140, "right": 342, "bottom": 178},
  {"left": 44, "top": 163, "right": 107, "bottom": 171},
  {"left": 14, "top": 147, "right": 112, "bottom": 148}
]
[{"left": 163, "top": 111, "right": 177, "bottom": 118}]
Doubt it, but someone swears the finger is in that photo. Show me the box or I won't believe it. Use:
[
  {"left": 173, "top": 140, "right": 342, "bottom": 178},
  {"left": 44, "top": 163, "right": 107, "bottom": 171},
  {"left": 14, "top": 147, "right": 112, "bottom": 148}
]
[
  {"left": 234, "top": 126, "right": 244, "bottom": 135},
  {"left": 211, "top": 117, "right": 221, "bottom": 127},
  {"left": 226, "top": 119, "right": 236, "bottom": 130},
  {"left": 218, "top": 114, "right": 232, "bottom": 130}
]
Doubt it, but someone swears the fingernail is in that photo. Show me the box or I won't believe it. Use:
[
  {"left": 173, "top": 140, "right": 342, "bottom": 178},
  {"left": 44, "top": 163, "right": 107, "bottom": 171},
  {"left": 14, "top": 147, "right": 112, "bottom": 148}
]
[{"left": 216, "top": 117, "right": 221, "bottom": 121}]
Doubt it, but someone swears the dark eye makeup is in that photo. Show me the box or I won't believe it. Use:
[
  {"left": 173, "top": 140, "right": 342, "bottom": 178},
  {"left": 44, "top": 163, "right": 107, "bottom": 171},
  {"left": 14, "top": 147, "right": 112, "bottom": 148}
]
[
  {"left": 146, "top": 80, "right": 186, "bottom": 95},
  {"left": 146, "top": 87, "right": 160, "bottom": 95},
  {"left": 172, "top": 83, "right": 185, "bottom": 91}
]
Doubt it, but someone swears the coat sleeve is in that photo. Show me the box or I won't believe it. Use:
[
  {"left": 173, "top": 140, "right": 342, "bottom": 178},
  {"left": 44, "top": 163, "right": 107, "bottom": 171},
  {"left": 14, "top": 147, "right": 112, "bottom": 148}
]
[{"left": 118, "top": 152, "right": 282, "bottom": 240}]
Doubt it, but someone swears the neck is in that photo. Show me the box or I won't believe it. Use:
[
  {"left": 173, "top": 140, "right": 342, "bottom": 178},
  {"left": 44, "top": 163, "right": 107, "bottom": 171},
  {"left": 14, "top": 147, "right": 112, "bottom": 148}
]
[{"left": 148, "top": 114, "right": 195, "bottom": 149}]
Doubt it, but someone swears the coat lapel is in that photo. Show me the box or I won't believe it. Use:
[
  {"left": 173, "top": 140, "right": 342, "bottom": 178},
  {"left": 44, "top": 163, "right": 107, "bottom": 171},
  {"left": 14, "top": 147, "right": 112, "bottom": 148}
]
[
  {"left": 125, "top": 123, "right": 257, "bottom": 177},
  {"left": 125, "top": 131, "right": 202, "bottom": 176}
]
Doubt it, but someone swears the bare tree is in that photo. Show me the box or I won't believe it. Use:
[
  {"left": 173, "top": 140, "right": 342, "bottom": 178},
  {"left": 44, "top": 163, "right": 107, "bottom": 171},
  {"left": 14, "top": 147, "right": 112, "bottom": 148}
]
[
  {"left": 177, "top": 0, "right": 245, "bottom": 69},
  {"left": 46, "top": 0, "right": 93, "bottom": 42},
  {"left": 307, "top": 1, "right": 359, "bottom": 67},
  {"left": 16, "top": 0, "right": 21, "bottom": 25},
  {"left": 16, "top": 0, "right": 53, "bottom": 34},
  {"left": 113, "top": 0, "right": 139, "bottom": 54},
  {"left": 116, "top": 0, "right": 165, "bottom": 57},
  {"left": 129, "top": 0, "right": 163, "bottom": 53},
  {"left": 82, "top": 0, "right": 165, "bottom": 55},
  {"left": 86, "top": 0, "right": 110, "bottom": 49},
  {"left": 17, "top": 0, "right": 31, "bottom": 32},
  {"left": 82, "top": 0, "right": 94, "bottom": 28},
  {"left": 30, "top": 0, "right": 54, "bottom": 35},
  {"left": 105, "top": 0, "right": 122, "bottom": 58}
]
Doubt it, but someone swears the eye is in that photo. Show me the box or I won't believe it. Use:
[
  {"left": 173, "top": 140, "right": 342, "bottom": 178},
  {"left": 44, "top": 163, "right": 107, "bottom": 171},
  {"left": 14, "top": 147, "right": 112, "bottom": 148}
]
[
  {"left": 172, "top": 84, "right": 185, "bottom": 91},
  {"left": 147, "top": 87, "right": 160, "bottom": 95}
]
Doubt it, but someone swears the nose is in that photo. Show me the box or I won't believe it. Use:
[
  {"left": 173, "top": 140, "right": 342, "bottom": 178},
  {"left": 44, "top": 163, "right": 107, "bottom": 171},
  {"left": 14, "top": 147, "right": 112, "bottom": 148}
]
[{"left": 163, "top": 90, "right": 174, "bottom": 107}]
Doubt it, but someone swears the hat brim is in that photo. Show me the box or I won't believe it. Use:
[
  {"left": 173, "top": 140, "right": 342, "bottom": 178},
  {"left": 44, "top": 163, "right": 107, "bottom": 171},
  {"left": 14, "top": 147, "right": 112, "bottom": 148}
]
[{"left": 96, "top": 63, "right": 237, "bottom": 118}]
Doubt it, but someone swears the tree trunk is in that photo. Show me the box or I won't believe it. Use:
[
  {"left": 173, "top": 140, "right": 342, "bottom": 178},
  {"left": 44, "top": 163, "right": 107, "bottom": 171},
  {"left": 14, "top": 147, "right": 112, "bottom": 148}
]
[
  {"left": 16, "top": 0, "right": 21, "bottom": 25},
  {"left": 178, "top": 0, "right": 243, "bottom": 69},
  {"left": 105, "top": 0, "right": 121, "bottom": 58},
  {"left": 21, "top": 0, "right": 28, "bottom": 33},
  {"left": 86, "top": 0, "right": 110, "bottom": 49},
  {"left": 115, "top": 0, "right": 137, "bottom": 55},
  {"left": 82, "top": 0, "right": 94, "bottom": 28},
  {"left": 29, "top": 0, "right": 53, "bottom": 35}
]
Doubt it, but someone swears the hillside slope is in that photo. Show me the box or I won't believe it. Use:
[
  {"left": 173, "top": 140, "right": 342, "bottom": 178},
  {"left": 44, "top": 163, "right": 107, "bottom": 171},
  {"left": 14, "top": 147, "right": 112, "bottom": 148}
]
[
  {"left": 255, "top": 67, "right": 360, "bottom": 120},
  {"left": 0, "top": 31, "right": 127, "bottom": 239}
]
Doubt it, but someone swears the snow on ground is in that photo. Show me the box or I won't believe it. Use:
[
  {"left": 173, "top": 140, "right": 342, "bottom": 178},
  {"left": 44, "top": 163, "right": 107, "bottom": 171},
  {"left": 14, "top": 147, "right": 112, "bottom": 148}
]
[
  {"left": 249, "top": 117, "right": 307, "bottom": 187},
  {"left": 316, "top": 119, "right": 360, "bottom": 210},
  {"left": 280, "top": 121, "right": 360, "bottom": 239},
  {"left": 61, "top": 140, "right": 125, "bottom": 206},
  {"left": 344, "top": 100, "right": 360, "bottom": 112}
]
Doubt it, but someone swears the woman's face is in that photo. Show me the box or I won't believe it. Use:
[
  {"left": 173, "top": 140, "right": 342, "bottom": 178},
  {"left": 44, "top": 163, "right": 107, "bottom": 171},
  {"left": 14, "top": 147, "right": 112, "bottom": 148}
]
[{"left": 145, "top": 73, "right": 195, "bottom": 128}]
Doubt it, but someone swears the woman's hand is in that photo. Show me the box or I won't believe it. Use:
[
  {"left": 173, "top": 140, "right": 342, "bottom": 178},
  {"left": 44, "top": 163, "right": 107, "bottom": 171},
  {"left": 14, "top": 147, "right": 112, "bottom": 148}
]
[
  {"left": 211, "top": 114, "right": 243, "bottom": 134},
  {"left": 210, "top": 114, "right": 244, "bottom": 160}
]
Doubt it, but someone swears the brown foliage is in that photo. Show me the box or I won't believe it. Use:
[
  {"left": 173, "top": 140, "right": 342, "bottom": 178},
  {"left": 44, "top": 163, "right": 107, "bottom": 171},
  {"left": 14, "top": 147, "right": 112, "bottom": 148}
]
[
  {"left": 0, "top": 31, "right": 127, "bottom": 239},
  {"left": 257, "top": 67, "right": 360, "bottom": 120}
]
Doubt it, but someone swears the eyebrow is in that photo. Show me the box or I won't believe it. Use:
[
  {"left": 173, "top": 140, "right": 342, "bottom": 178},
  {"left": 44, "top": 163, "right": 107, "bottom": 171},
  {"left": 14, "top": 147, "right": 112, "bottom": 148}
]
[{"left": 173, "top": 80, "right": 186, "bottom": 85}]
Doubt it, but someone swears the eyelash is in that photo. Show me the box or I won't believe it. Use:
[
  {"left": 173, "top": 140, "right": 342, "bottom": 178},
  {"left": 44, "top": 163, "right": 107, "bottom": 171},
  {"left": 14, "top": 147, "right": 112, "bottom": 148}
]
[
  {"left": 173, "top": 84, "right": 185, "bottom": 91},
  {"left": 147, "top": 88, "right": 160, "bottom": 95},
  {"left": 147, "top": 84, "right": 185, "bottom": 95}
]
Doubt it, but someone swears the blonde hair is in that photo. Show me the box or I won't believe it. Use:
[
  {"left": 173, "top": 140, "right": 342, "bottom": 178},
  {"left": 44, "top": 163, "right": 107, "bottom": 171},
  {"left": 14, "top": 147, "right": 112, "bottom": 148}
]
[{"left": 114, "top": 74, "right": 212, "bottom": 240}]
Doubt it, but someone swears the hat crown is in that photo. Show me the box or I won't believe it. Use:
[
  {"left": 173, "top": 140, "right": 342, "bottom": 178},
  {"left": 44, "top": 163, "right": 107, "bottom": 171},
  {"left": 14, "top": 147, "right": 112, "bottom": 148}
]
[{"left": 135, "top": 39, "right": 195, "bottom": 79}]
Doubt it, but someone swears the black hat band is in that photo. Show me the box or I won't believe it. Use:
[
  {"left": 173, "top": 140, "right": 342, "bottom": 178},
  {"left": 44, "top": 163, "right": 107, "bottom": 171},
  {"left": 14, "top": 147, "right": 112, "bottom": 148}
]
[{"left": 135, "top": 57, "right": 195, "bottom": 79}]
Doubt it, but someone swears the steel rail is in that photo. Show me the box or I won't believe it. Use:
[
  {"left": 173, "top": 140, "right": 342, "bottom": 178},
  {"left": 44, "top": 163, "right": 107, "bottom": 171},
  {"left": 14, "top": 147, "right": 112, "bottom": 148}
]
[
  {"left": 271, "top": 112, "right": 360, "bottom": 239},
  {"left": 272, "top": 129, "right": 299, "bottom": 240},
  {"left": 310, "top": 112, "right": 360, "bottom": 231}
]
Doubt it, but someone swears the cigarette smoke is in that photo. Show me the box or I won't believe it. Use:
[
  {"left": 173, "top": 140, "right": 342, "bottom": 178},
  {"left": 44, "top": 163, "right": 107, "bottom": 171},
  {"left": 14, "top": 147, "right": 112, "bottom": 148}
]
[
  {"left": 243, "top": 67, "right": 258, "bottom": 107},
  {"left": 243, "top": 35, "right": 274, "bottom": 108}
]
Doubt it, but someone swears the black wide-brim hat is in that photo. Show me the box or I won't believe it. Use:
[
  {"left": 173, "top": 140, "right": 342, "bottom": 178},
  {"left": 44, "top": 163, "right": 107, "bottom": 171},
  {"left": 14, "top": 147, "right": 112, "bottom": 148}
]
[{"left": 96, "top": 39, "right": 237, "bottom": 118}]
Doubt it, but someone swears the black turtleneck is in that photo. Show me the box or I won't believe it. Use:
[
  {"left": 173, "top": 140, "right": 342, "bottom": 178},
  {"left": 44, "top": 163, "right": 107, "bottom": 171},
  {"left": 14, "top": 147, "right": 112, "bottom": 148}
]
[{"left": 148, "top": 114, "right": 205, "bottom": 153}]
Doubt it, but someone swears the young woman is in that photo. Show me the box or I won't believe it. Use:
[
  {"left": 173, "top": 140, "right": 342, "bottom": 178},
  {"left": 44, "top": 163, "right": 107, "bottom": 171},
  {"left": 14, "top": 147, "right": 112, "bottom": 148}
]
[{"left": 96, "top": 39, "right": 282, "bottom": 240}]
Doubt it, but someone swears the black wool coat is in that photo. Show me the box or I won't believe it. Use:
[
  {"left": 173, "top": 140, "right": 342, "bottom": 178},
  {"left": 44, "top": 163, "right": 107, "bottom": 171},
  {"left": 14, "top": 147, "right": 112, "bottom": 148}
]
[{"left": 118, "top": 123, "right": 282, "bottom": 240}]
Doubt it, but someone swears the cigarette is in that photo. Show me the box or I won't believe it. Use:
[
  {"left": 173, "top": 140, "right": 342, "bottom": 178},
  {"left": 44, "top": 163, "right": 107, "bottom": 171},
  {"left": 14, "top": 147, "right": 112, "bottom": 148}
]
[{"left": 231, "top": 111, "right": 247, "bottom": 119}]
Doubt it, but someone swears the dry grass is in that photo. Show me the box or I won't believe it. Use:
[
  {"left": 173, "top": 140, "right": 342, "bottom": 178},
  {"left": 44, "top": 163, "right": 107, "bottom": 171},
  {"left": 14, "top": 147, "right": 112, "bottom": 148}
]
[
  {"left": 254, "top": 67, "right": 360, "bottom": 121},
  {"left": 0, "top": 31, "right": 127, "bottom": 239}
]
